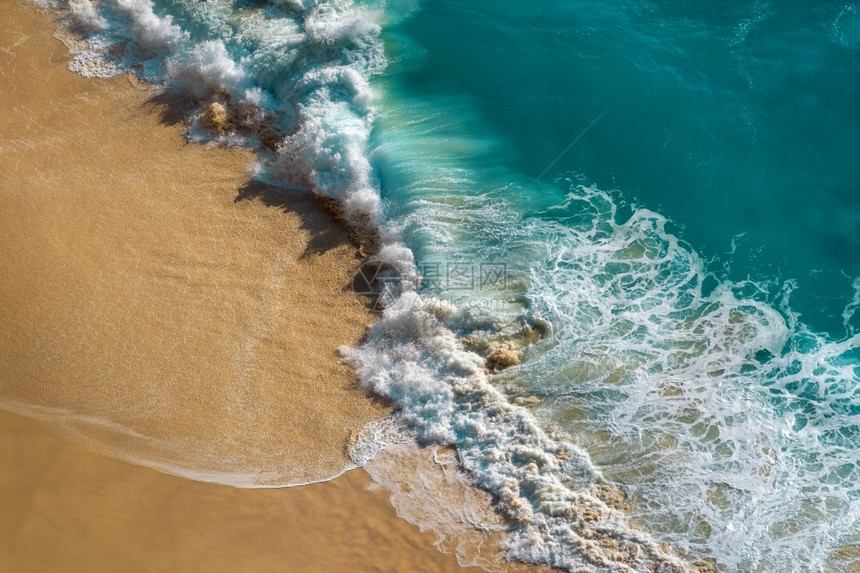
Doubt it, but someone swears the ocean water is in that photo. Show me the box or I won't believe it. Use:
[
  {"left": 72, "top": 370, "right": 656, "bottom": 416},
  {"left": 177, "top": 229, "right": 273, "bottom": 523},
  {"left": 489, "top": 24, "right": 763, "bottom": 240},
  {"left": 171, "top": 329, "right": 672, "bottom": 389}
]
[{"left": 45, "top": 0, "right": 860, "bottom": 570}]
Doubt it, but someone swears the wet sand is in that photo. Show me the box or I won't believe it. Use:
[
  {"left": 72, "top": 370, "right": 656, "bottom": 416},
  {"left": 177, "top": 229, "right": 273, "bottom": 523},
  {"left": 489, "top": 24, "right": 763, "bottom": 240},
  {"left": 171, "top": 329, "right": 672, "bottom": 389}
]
[
  {"left": 0, "top": 409, "right": 474, "bottom": 572},
  {"left": 0, "top": 0, "right": 382, "bottom": 487},
  {"left": 0, "top": 1, "right": 472, "bottom": 570}
]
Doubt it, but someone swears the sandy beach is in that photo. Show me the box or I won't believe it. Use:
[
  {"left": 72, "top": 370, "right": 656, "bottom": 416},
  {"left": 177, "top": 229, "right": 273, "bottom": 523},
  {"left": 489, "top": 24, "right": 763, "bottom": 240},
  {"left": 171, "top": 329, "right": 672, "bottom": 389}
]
[
  {"left": 0, "top": 0, "right": 384, "bottom": 486},
  {"left": 0, "top": 410, "right": 475, "bottom": 572},
  {"left": 0, "top": 1, "right": 473, "bottom": 569}
]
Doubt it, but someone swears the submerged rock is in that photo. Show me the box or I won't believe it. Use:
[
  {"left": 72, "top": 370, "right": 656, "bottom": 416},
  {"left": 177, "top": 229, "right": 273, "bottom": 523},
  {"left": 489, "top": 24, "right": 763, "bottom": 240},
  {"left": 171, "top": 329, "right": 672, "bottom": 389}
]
[
  {"left": 202, "top": 101, "right": 229, "bottom": 135},
  {"left": 486, "top": 348, "right": 520, "bottom": 371},
  {"left": 513, "top": 395, "right": 541, "bottom": 407}
]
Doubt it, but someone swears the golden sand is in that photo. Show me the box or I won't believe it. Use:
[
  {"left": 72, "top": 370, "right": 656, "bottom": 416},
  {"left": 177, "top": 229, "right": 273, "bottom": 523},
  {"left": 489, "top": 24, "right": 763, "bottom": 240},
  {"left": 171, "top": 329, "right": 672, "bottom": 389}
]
[
  {"left": 0, "top": 1, "right": 473, "bottom": 570},
  {"left": 0, "top": 410, "right": 474, "bottom": 572},
  {"left": 0, "top": 0, "right": 383, "bottom": 486}
]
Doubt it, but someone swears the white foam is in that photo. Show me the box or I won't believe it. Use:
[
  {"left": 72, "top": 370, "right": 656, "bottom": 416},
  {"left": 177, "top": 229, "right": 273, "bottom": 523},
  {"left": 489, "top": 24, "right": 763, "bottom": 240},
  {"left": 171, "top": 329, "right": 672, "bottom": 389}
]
[
  {"left": 343, "top": 287, "right": 692, "bottom": 571},
  {"left": 68, "top": 0, "right": 108, "bottom": 32},
  {"left": 347, "top": 416, "right": 413, "bottom": 466},
  {"left": 166, "top": 40, "right": 246, "bottom": 99},
  {"left": 269, "top": 0, "right": 316, "bottom": 12},
  {"left": 108, "top": 0, "right": 185, "bottom": 53},
  {"left": 363, "top": 443, "right": 517, "bottom": 571},
  {"left": 271, "top": 90, "right": 380, "bottom": 225},
  {"left": 843, "top": 277, "right": 860, "bottom": 334},
  {"left": 513, "top": 185, "right": 860, "bottom": 570}
]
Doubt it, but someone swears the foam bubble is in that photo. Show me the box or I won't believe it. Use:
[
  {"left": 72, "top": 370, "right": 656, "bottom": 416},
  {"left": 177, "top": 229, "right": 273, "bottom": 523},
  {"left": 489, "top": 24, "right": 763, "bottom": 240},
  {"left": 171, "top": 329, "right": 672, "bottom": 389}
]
[
  {"left": 305, "top": 2, "right": 382, "bottom": 50},
  {"left": 166, "top": 40, "right": 246, "bottom": 99},
  {"left": 108, "top": 0, "right": 185, "bottom": 53},
  {"left": 342, "top": 288, "right": 695, "bottom": 571},
  {"left": 347, "top": 416, "right": 413, "bottom": 467},
  {"left": 269, "top": 0, "right": 316, "bottom": 12},
  {"left": 68, "top": 0, "right": 108, "bottom": 32},
  {"left": 363, "top": 442, "right": 520, "bottom": 571},
  {"left": 515, "top": 185, "right": 860, "bottom": 570}
]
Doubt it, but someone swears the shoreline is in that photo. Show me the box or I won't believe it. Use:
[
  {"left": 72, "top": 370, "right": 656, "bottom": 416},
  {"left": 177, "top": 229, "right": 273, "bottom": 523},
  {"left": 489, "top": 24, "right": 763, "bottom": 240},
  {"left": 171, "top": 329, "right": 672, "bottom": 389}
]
[
  {"left": 0, "top": 2, "right": 707, "bottom": 571},
  {"left": 0, "top": 0, "right": 383, "bottom": 488},
  {"left": 0, "top": 1, "right": 480, "bottom": 570},
  {"left": 0, "top": 408, "right": 477, "bottom": 572}
]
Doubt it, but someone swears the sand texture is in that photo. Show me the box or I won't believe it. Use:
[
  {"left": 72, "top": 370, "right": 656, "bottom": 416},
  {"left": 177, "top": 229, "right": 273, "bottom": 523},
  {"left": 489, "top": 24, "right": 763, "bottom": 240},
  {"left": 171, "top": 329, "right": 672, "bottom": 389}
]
[{"left": 0, "top": 2, "right": 474, "bottom": 571}]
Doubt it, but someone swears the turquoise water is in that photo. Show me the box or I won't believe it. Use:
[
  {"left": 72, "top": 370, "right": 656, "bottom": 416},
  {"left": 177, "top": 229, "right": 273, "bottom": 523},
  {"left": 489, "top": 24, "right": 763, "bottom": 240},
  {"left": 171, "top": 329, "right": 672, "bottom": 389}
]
[
  {"left": 56, "top": 0, "right": 860, "bottom": 570},
  {"left": 373, "top": 2, "right": 860, "bottom": 569},
  {"left": 377, "top": 1, "right": 860, "bottom": 569},
  {"left": 382, "top": 0, "right": 860, "bottom": 334}
]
